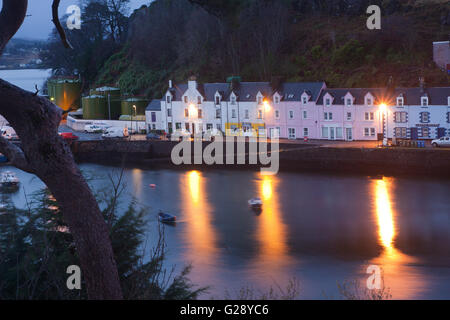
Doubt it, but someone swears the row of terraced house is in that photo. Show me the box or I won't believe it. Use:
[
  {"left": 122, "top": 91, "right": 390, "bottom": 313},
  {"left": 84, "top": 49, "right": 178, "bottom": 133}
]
[{"left": 145, "top": 77, "right": 450, "bottom": 141}]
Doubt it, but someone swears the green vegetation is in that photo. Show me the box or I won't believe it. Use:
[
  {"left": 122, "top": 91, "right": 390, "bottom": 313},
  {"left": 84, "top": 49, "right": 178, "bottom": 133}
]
[{"left": 45, "top": 0, "right": 450, "bottom": 99}]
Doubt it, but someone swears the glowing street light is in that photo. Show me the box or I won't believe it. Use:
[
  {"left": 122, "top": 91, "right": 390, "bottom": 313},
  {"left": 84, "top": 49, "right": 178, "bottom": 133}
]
[{"left": 379, "top": 103, "right": 388, "bottom": 146}]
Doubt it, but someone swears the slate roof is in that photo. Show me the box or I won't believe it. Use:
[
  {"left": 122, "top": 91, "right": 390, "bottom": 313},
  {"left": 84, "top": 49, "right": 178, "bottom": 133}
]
[
  {"left": 146, "top": 99, "right": 162, "bottom": 111},
  {"left": 393, "top": 87, "right": 450, "bottom": 106},
  {"left": 166, "top": 81, "right": 325, "bottom": 102},
  {"left": 317, "top": 88, "right": 386, "bottom": 105}
]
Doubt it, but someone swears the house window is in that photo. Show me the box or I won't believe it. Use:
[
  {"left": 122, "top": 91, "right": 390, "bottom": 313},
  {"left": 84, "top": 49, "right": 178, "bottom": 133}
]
[
  {"left": 274, "top": 96, "right": 280, "bottom": 104},
  {"left": 346, "top": 98, "right": 352, "bottom": 106},
  {"left": 321, "top": 127, "right": 329, "bottom": 138},
  {"left": 364, "top": 128, "right": 370, "bottom": 136},
  {"left": 365, "top": 112, "right": 374, "bottom": 121},
  {"left": 167, "top": 108, "right": 172, "bottom": 117},
  {"left": 288, "top": 128, "right": 296, "bottom": 139},
  {"left": 325, "top": 98, "right": 331, "bottom": 106},
  {"left": 206, "top": 123, "right": 213, "bottom": 130},
  {"left": 421, "top": 97, "right": 428, "bottom": 106},
  {"left": 336, "top": 127, "right": 343, "bottom": 139},
  {"left": 216, "top": 109, "right": 221, "bottom": 119},
  {"left": 420, "top": 112, "right": 430, "bottom": 123},
  {"left": 447, "top": 112, "right": 450, "bottom": 123},
  {"left": 216, "top": 124, "right": 222, "bottom": 131},
  {"left": 394, "top": 127, "right": 407, "bottom": 138},
  {"left": 275, "top": 110, "right": 280, "bottom": 119},
  {"left": 302, "top": 96, "right": 307, "bottom": 104},
  {"left": 346, "top": 112, "right": 352, "bottom": 121},
  {"left": 215, "top": 96, "right": 220, "bottom": 105},
  {"left": 448, "top": 97, "right": 450, "bottom": 106},
  {"left": 185, "top": 123, "right": 190, "bottom": 131},
  {"left": 258, "top": 110, "right": 263, "bottom": 119},
  {"left": 168, "top": 122, "right": 172, "bottom": 133},
  {"left": 166, "top": 95, "right": 171, "bottom": 103},
  {"left": 175, "top": 122, "right": 182, "bottom": 130},
  {"left": 184, "top": 96, "right": 188, "bottom": 103},
  {"left": 257, "top": 96, "right": 262, "bottom": 105},
  {"left": 304, "top": 128, "right": 309, "bottom": 137},
  {"left": 366, "top": 98, "right": 372, "bottom": 106},
  {"left": 397, "top": 97, "right": 404, "bottom": 106},
  {"left": 245, "top": 109, "right": 249, "bottom": 119},
  {"left": 324, "top": 112, "right": 332, "bottom": 120},
  {"left": 232, "top": 109, "right": 236, "bottom": 118},
  {"left": 151, "top": 112, "right": 156, "bottom": 122},
  {"left": 394, "top": 112, "right": 407, "bottom": 123},
  {"left": 422, "top": 127, "right": 430, "bottom": 138},
  {"left": 184, "top": 109, "right": 189, "bottom": 117},
  {"left": 197, "top": 96, "right": 202, "bottom": 104},
  {"left": 198, "top": 109, "right": 203, "bottom": 119},
  {"left": 289, "top": 110, "right": 294, "bottom": 119},
  {"left": 303, "top": 110, "right": 307, "bottom": 119},
  {"left": 152, "top": 124, "right": 156, "bottom": 130},
  {"left": 370, "top": 128, "right": 375, "bottom": 136},
  {"left": 231, "top": 96, "right": 236, "bottom": 105}
]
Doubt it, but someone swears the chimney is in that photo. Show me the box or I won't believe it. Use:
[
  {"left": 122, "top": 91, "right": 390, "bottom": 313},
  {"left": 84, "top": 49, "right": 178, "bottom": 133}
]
[
  {"left": 169, "top": 80, "right": 172, "bottom": 88},
  {"left": 188, "top": 76, "right": 197, "bottom": 91},
  {"left": 419, "top": 77, "right": 425, "bottom": 93}
]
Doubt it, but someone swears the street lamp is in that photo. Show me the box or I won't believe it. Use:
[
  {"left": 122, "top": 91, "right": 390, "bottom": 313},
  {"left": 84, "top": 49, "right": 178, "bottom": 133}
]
[
  {"left": 132, "top": 105, "right": 137, "bottom": 135},
  {"left": 379, "top": 103, "right": 387, "bottom": 146},
  {"left": 263, "top": 99, "right": 270, "bottom": 137}
]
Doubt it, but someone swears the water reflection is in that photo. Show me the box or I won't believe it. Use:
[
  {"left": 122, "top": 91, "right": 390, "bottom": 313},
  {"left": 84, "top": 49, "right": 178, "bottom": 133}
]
[
  {"left": 254, "top": 174, "right": 292, "bottom": 270},
  {"left": 181, "top": 171, "right": 218, "bottom": 275},
  {"left": 131, "top": 169, "right": 143, "bottom": 197},
  {"left": 371, "top": 177, "right": 423, "bottom": 299}
]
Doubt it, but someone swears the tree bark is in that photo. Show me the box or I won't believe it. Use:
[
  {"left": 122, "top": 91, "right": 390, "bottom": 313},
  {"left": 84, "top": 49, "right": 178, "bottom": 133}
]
[{"left": 0, "top": 0, "right": 123, "bottom": 299}]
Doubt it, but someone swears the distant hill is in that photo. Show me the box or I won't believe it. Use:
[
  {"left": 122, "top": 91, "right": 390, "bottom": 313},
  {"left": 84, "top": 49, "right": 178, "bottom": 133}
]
[
  {"left": 92, "top": 0, "right": 449, "bottom": 97},
  {"left": 0, "top": 38, "right": 46, "bottom": 69}
]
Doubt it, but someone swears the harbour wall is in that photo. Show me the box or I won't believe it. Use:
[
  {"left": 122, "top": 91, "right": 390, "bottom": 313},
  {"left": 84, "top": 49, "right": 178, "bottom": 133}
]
[{"left": 71, "top": 140, "right": 450, "bottom": 177}]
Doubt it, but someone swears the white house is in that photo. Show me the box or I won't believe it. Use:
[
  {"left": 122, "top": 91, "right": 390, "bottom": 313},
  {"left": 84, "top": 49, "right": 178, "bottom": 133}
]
[{"left": 145, "top": 99, "right": 165, "bottom": 131}]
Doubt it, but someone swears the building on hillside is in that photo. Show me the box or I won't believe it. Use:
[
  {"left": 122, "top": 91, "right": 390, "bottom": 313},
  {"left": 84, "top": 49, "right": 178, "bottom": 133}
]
[
  {"left": 145, "top": 99, "right": 164, "bottom": 131},
  {"left": 433, "top": 41, "right": 450, "bottom": 73},
  {"left": 386, "top": 86, "right": 450, "bottom": 140},
  {"left": 316, "top": 88, "right": 386, "bottom": 141},
  {"left": 159, "top": 77, "right": 325, "bottom": 138}
]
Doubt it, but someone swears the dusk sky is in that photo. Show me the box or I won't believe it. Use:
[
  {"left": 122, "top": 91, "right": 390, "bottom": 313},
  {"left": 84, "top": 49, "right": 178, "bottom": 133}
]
[{"left": 13, "top": 0, "right": 150, "bottom": 40}]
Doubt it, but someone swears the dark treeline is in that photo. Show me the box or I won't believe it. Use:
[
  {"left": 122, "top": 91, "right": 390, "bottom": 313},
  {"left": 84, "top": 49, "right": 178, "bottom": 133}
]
[{"left": 44, "top": 0, "right": 450, "bottom": 98}]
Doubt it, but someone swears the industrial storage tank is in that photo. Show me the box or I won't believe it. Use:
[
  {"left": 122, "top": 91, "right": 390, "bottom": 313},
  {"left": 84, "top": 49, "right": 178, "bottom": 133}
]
[
  {"left": 82, "top": 95, "right": 107, "bottom": 120},
  {"left": 121, "top": 98, "right": 148, "bottom": 117},
  {"left": 89, "top": 86, "right": 121, "bottom": 120},
  {"left": 47, "top": 77, "right": 82, "bottom": 112}
]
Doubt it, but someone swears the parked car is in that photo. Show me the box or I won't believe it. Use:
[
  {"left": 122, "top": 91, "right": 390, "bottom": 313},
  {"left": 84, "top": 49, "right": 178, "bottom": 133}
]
[
  {"left": 59, "top": 132, "right": 79, "bottom": 141},
  {"left": 102, "top": 127, "right": 129, "bottom": 139},
  {"left": 1, "top": 127, "right": 18, "bottom": 140},
  {"left": 431, "top": 136, "right": 450, "bottom": 147},
  {"left": 84, "top": 124, "right": 109, "bottom": 133},
  {"left": 146, "top": 132, "right": 162, "bottom": 140}
]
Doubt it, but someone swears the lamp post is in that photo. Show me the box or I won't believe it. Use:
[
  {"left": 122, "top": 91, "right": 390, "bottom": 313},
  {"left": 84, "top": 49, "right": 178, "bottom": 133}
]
[
  {"left": 132, "top": 105, "right": 137, "bottom": 136},
  {"left": 263, "top": 99, "right": 270, "bottom": 138},
  {"left": 379, "top": 103, "right": 387, "bottom": 146}
]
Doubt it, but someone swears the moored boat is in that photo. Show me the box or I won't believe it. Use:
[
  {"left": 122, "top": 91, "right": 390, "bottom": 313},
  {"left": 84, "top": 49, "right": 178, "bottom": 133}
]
[
  {"left": 0, "top": 171, "right": 20, "bottom": 192},
  {"left": 248, "top": 197, "right": 263, "bottom": 208},
  {"left": 158, "top": 211, "right": 177, "bottom": 223}
]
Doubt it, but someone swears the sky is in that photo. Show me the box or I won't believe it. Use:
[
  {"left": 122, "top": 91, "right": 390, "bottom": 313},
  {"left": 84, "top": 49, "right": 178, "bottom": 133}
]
[{"left": 13, "top": 0, "right": 150, "bottom": 40}]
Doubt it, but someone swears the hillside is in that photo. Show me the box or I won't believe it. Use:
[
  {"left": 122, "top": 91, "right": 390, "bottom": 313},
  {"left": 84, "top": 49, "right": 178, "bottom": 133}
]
[{"left": 93, "top": 0, "right": 450, "bottom": 98}]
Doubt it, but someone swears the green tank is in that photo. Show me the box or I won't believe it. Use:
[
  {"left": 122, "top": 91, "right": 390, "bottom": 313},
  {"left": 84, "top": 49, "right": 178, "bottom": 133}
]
[
  {"left": 121, "top": 98, "right": 148, "bottom": 116},
  {"left": 47, "top": 77, "right": 82, "bottom": 112},
  {"left": 82, "top": 95, "right": 107, "bottom": 120},
  {"left": 89, "top": 86, "right": 122, "bottom": 119}
]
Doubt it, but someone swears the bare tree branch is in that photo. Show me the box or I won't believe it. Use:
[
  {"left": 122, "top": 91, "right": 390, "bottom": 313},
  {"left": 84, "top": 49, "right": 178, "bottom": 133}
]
[
  {"left": 52, "top": 0, "right": 73, "bottom": 49},
  {"left": 0, "top": 0, "right": 28, "bottom": 54}
]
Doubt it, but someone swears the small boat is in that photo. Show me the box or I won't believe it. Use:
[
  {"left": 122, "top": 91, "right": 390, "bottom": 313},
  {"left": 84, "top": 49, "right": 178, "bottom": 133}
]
[
  {"left": 158, "top": 211, "right": 176, "bottom": 223},
  {"left": 149, "top": 184, "right": 156, "bottom": 188},
  {"left": 0, "top": 171, "right": 20, "bottom": 191},
  {"left": 248, "top": 197, "right": 263, "bottom": 208}
]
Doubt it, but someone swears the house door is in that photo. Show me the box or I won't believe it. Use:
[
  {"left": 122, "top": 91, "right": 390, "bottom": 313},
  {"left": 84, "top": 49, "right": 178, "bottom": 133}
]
[
  {"left": 288, "top": 128, "right": 296, "bottom": 139},
  {"left": 346, "top": 128, "right": 353, "bottom": 141},
  {"left": 191, "top": 123, "right": 196, "bottom": 134},
  {"left": 330, "top": 127, "right": 335, "bottom": 140},
  {"left": 437, "top": 127, "right": 446, "bottom": 138},
  {"left": 410, "top": 127, "right": 418, "bottom": 140}
]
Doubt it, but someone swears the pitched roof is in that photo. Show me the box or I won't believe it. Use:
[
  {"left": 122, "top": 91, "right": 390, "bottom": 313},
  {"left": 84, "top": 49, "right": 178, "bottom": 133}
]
[
  {"left": 393, "top": 87, "right": 450, "bottom": 106},
  {"left": 146, "top": 99, "right": 161, "bottom": 111},
  {"left": 167, "top": 81, "right": 325, "bottom": 102},
  {"left": 317, "top": 88, "right": 386, "bottom": 105}
]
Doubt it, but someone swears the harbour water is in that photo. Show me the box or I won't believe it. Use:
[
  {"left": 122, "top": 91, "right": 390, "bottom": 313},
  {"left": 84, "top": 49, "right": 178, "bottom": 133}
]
[
  {"left": 5, "top": 164, "right": 450, "bottom": 299},
  {"left": 1, "top": 69, "right": 449, "bottom": 299}
]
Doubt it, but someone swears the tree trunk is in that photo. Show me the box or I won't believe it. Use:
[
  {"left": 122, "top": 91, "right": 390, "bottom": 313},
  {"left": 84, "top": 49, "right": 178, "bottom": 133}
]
[{"left": 0, "top": 79, "right": 123, "bottom": 299}]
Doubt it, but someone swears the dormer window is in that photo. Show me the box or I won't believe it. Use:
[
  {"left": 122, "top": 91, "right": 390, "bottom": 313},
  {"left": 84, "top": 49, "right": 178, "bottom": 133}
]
[
  {"left": 346, "top": 98, "right": 353, "bottom": 106},
  {"left": 184, "top": 96, "right": 188, "bottom": 104},
  {"left": 215, "top": 96, "right": 220, "bottom": 105},
  {"left": 231, "top": 96, "right": 236, "bottom": 105},
  {"left": 421, "top": 96, "right": 428, "bottom": 106},
  {"left": 397, "top": 97, "right": 404, "bottom": 106},
  {"left": 302, "top": 96, "right": 308, "bottom": 105},
  {"left": 366, "top": 98, "right": 372, "bottom": 106},
  {"left": 274, "top": 96, "right": 280, "bottom": 104},
  {"left": 166, "top": 95, "right": 171, "bottom": 103},
  {"left": 197, "top": 96, "right": 202, "bottom": 104},
  {"left": 325, "top": 98, "right": 331, "bottom": 106},
  {"left": 257, "top": 96, "right": 263, "bottom": 105}
]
